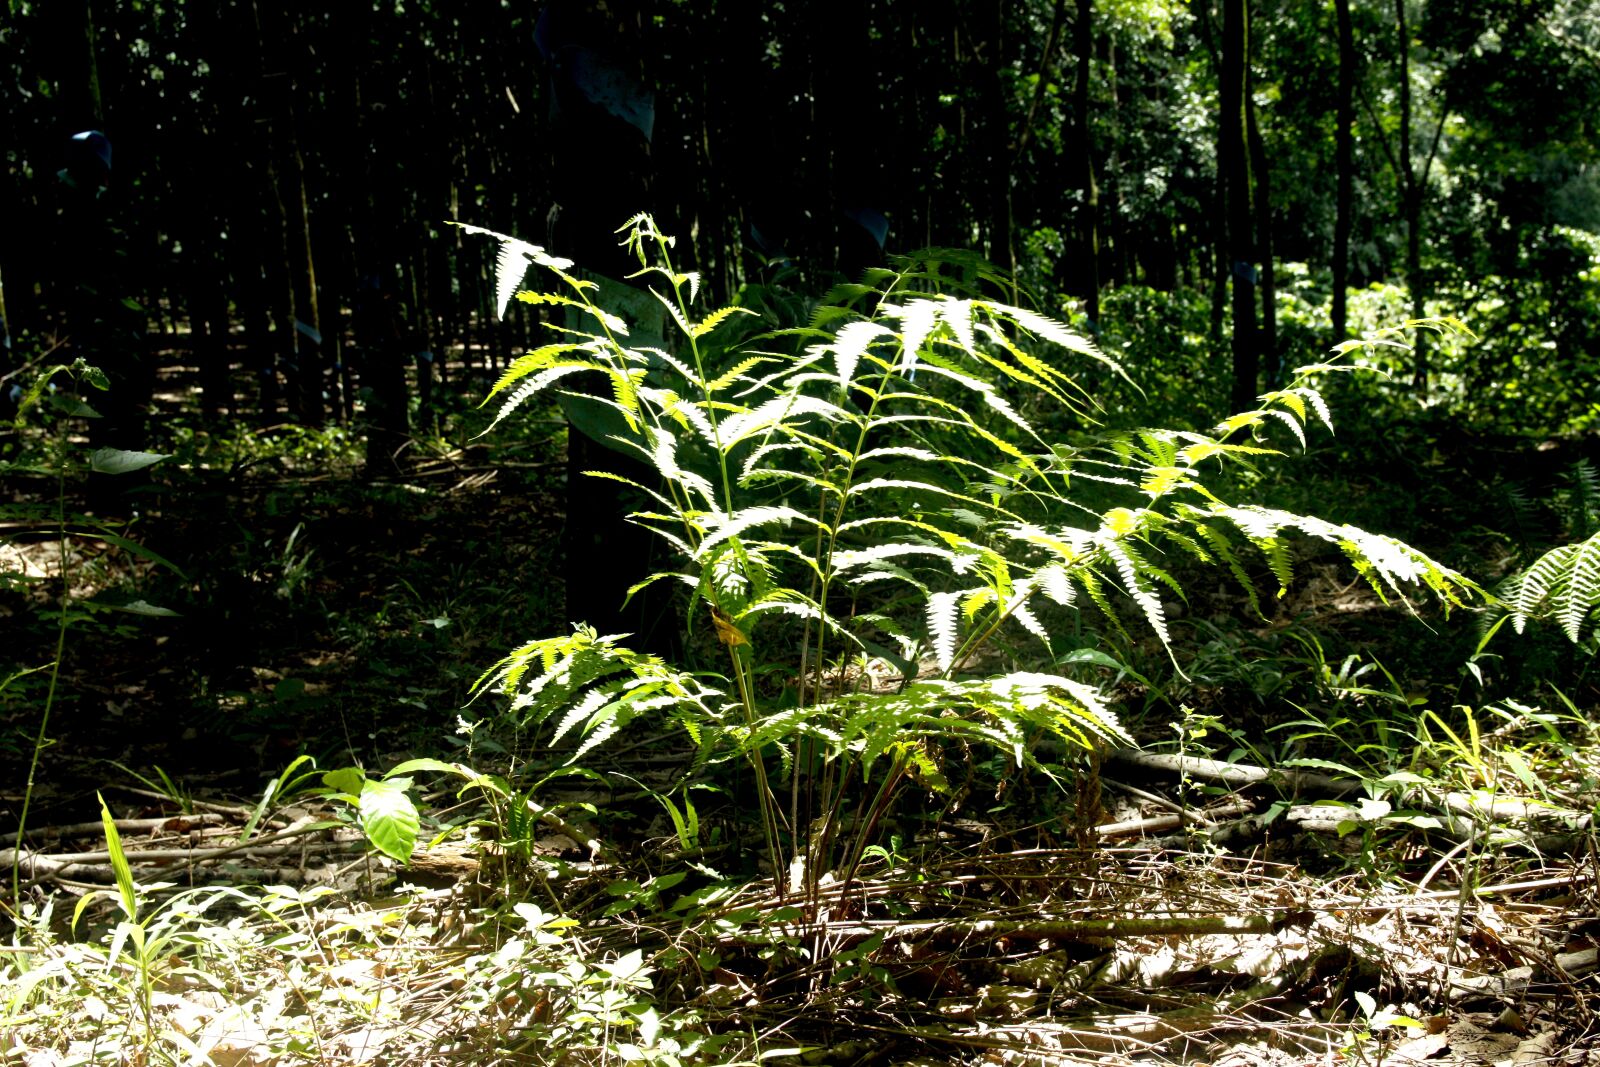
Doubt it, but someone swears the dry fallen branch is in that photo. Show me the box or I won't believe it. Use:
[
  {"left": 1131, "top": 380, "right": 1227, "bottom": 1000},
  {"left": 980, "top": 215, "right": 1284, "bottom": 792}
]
[
  {"left": 0, "top": 819, "right": 357, "bottom": 886},
  {"left": 768, "top": 911, "right": 1307, "bottom": 945},
  {"left": 0, "top": 813, "right": 227, "bottom": 847}
]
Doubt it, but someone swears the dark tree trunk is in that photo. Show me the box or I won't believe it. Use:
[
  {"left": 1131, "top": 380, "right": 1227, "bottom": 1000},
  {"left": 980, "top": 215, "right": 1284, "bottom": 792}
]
[
  {"left": 1394, "top": 0, "right": 1428, "bottom": 389},
  {"left": 979, "top": 2, "right": 1015, "bottom": 283},
  {"left": 1222, "top": 0, "right": 1259, "bottom": 413},
  {"left": 1074, "top": 0, "right": 1100, "bottom": 324},
  {"left": 330, "top": 2, "right": 410, "bottom": 474},
  {"left": 1333, "top": 0, "right": 1354, "bottom": 342},
  {"left": 543, "top": 0, "right": 672, "bottom": 650},
  {"left": 1247, "top": 85, "right": 1276, "bottom": 387},
  {"left": 255, "top": 2, "right": 323, "bottom": 425}
]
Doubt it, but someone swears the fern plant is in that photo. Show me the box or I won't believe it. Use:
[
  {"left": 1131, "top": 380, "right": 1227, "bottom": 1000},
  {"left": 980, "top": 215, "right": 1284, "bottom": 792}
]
[
  {"left": 1484, "top": 461, "right": 1600, "bottom": 650},
  {"left": 460, "top": 216, "right": 1478, "bottom": 900}
]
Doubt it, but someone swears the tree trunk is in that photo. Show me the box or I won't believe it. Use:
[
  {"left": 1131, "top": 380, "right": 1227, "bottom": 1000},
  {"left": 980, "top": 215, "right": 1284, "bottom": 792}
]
[
  {"left": 980, "top": 2, "right": 1015, "bottom": 284},
  {"left": 543, "top": 0, "right": 670, "bottom": 649},
  {"left": 1247, "top": 84, "right": 1276, "bottom": 387},
  {"left": 1395, "top": 0, "right": 1427, "bottom": 390},
  {"left": 1222, "top": 0, "right": 1259, "bottom": 413},
  {"left": 255, "top": 2, "right": 323, "bottom": 425},
  {"left": 1074, "top": 0, "right": 1100, "bottom": 325},
  {"left": 1332, "top": 0, "right": 1354, "bottom": 342}
]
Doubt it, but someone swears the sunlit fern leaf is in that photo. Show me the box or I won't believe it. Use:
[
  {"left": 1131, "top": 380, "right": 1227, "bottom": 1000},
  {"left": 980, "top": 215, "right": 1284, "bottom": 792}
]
[
  {"left": 639, "top": 386, "right": 719, "bottom": 447},
  {"left": 1265, "top": 408, "right": 1307, "bottom": 449},
  {"left": 551, "top": 684, "right": 618, "bottom": 745},
  {"left": 514, "top": 291, "right": 628, "bottom": 335},
  {"left": 1178, "top": 440, "right": 1280, "bottom": 465},
  {"left": 721, "top": 394, "right": 853, "bottom": 446},
  {"left": 1512, "top": 532, "right": 1600, "bottom": 642},
  {"left": 1011, "top": 599, "right": 1049, "bottom": 644},
  {"left": 1558, "top": 534, "right": 1600, "bottom": 642},
  {"left": 1266, "top": 390, "right": 1306, "bottom": 421},
  {"left": 485, "top": 363, "right": 599, "bottom": 435},
  {"left": 1004, "top": 305, "right": 1122, "bottom": 375},
  {"left": 927, "top": 590, "right": 962, "bottom": 673},
  {"left": 937, "top": 299, "right": 977, "bottom": 355},
  {"left": 828, "top": 320, "right": 895, "bottom": 389},
  {"left": 691, "top": 304, "right": 756, "bottom": 340},
  {"left": 1100, "top": 540, "right": 1169, "bottom": 646},
  {"left": 450, "top": 222, "right": 575, "bottom": 318},
  {"left": 1298, "top": 387, "right": 1335, "bottom": 432},
  {"left": 484, "top": 343, "right": 590, "bottom": 403},
  {"left": 888, "top": 299, "right": 940, "bottom": 371},
  {"left": 703, "top": 355, "right": 776, "bottom": 395},
  {"left": 1036, "top": 563, "right": 1076, "bottom": 606},
  {"left": 1203, "top": 504, "right": 1475, "bottom": 608},
  {"left": 607, "top": 364, "right": 644, "bottom": 430},
  {"left": 696, "top": 505, "right": 814, "bottom": 557},
  {"left": 831, "top": 542, "right": 961, "bottom": 574}
]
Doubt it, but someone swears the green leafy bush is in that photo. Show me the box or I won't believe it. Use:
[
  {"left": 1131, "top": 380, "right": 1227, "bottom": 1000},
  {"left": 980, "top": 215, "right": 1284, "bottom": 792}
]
[{"left": 460, "top": 216, "right": 1478, "bottom": 898}]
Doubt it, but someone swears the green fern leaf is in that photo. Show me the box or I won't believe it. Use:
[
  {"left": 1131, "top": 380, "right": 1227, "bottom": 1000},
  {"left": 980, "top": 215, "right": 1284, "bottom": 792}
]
[
  {"left": 691, "top": 304, "right": 757, "bottom": 340},
  {"left": 485, "top": 363, "right": 598, "bottom": 434},
  {"left": 927, "top": 591, "right": 962, "bottom": 672},
  {"left": 1101, "top": 541, "right": 1169, "bottom": 646},
  {"left": 704, "top": 354, "right": 778, "bottom": 395},
  {"left": 1557, "top": 533, "right": 1600, "bottom": 642}
]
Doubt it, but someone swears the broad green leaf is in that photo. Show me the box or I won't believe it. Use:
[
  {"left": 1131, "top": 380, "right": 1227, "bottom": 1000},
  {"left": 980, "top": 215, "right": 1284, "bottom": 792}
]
[
  {"left": 358, "top": 778, "right": 420, "bottom": 863},
  {"left": 89, "top": 448, "right": 170, "bottom": 475},
  {"left": 322, "top": 767, "right": 366, "bottom": 797},
  {"left": 385, "top": 757, "right": 462, "bottom": 778}
]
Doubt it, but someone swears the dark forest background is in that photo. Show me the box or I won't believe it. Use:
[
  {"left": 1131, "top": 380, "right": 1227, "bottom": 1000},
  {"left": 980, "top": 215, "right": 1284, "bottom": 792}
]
[
  {"left": 4, "top": 0, "right": 1598, "bottom": 448},
  {"left": 3, "top": 0, "right": 1600, "bottom": 818}
]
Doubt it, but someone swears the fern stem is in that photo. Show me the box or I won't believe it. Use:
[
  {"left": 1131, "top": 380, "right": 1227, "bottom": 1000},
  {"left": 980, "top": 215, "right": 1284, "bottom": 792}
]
[{"left": 726, "top": 644, "right": 785, "bottom": 891}]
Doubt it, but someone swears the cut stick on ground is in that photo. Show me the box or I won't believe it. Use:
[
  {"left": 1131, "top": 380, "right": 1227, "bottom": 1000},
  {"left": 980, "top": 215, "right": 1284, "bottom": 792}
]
[
  {"left": 1094, "top": 799, "right": 1254, "bottom": 838},
  {"left": 1109, "top": 751, "right": 1593, "bottom": 831},
  {"left": 0, "top": 813, "right": 227, "bottom": 847}
]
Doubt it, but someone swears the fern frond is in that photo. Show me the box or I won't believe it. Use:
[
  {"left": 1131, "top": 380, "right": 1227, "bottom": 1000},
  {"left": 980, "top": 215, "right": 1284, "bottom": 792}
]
[
  {"left": 1264, "top": 408, "right": 1307, "bottom": 449},
  {"left": 513, "top": 290, "right": 629, "bottom": 335},
  {"left": 831, "top": 542, "right": 961, "bottom": 574},
  {"left": 704, "top": 354, "right": 779, "bottom": 395},
  {"left": 484, "top": 363, "right": 601, "bottom": 434},
  {"left": 450, "top": 222, "right": 575, "bottom": 317},
  {"left": 1099, "top": 540, "right": 1170, "bottom": 646},
  {"left": 484, "top": 343, "right": 590, "bottom": 403},
  {"left": 927, "top": 590, "right": 962, "bottom": 672},
  {"left": 720, "top": 394, "right": 854, "bottom": 446},
  {"left": 827, "top": 320, "right": 895, "bottom": 388},
  {"left": 695, "top": 505, "right": 816, "bottom": 557},
  {"left": 1201, "top": 504, "right": 1477, "bottom": 608},
  {"left": 689, "top": 304, "right": 756, "bottom": 340},
  {"left": 1512, "top": 532, "right": 1600, "bottom": 642},
  {"left": 1557, "top": 534, "right": 1600, "bottom": 642}
]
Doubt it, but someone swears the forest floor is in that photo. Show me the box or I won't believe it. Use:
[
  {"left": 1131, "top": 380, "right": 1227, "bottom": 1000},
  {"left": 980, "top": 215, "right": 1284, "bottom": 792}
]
[{"left": 2, "top": 357, "right": 1599, "bottom": 1065}]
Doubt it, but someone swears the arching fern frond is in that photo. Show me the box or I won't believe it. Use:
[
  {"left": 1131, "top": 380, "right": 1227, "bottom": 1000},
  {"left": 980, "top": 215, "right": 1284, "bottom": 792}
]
[{"left": 1510, "top": 531, "right": 1600, "bottom": 643}]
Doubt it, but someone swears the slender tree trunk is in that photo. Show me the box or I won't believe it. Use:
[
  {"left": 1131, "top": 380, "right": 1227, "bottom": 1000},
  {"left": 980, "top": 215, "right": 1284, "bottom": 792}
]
[
  {"left": 1247, "top": 84, "right": 1276, "bottom": 387},
  {"left": 1333, "top": 0, "right": 1354, "bottom": 341},
  {"left": 1074, "top": 0, "right": 1100, "bottom": 324},
  {"left": 980, "top": 2, "right": 1015, "bottom": 283},
  {"left": 1395, "top": 0, "right": 1428, "bottom": 389},
  {"left": 1196, "top": 7, "right": 1228, "bottom": 339},
  {"left": 1104, "top": 33, "right": 1124, "bottom": 286},
  {"left": 1222, "top": 0, "right": 1259, "bottom": 413},
  {"left": 258, "top": 3, "right": 322, "bottom": 425}
]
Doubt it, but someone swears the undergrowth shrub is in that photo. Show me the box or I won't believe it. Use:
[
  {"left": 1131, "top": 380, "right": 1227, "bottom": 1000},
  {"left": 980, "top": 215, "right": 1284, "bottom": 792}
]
[{"left": 457, "top": 215, "right": 1479, "bottom": 902}]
